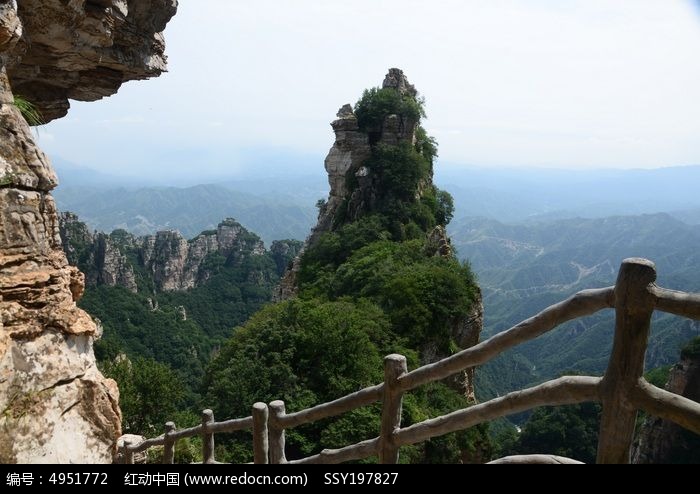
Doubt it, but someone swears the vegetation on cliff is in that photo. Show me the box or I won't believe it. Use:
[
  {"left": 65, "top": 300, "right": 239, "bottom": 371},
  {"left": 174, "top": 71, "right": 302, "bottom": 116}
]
[
  {"left": 12, "top": 95, "right": 44, "bottom": 127},
  {"left": 59, "top": 216, "right": 302, "bottom": 435},
  {"left": 354, "top": 87, "right": 425, "bottom": 133},
  {"left": 204, "top": 76, "right": 489, "bottom": 463}
]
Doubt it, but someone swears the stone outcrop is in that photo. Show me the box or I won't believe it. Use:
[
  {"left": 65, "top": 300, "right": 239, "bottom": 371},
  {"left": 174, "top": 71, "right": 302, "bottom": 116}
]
[
  {"left": 308, "top": 104, "right": 371, "bottom": 245},
  {"left": 633, "top": 347, "right": 700, "bottom": 463},
  {"left": 279, "top": 69, "right": 422, "bottom": 298},
  {"left": 0, "top": 1, "right": 176, "bottom": 463},
  {"left": 60, "top": 215, "right": 269, "bottom": 293},
  {"left": 277, "top": 69, "right": 484, "bottom": 403},
  {"left": 8, "top": 0, "right": 178, "bottom": 122},
  {"left": 143, "top": 219, "right": 266, "bottom": 291},
  {"left": 308, "top": 69, "right": 419, "bottom": 247},
  {"left": 59, "top": 213, "right": 138, "bottom": 292}
]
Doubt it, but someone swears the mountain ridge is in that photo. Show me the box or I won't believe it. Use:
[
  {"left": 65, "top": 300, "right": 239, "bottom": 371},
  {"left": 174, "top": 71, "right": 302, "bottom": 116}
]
[{"left": 450, "top": 213, "right": 700, "bottom": 401}]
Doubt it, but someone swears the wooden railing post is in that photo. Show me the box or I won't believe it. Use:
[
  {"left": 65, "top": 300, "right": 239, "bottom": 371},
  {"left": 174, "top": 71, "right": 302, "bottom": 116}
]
[
  {"left": 268, "top": 401, "right": 287, "bottom": 464},
  {"left": 163, "top": 421, "right": 176, "bottom": 464},
  {"left": 252, "top": 402, "right": 269, "bottom": 464},
  {"left": 597, "top": 258, "right": 657, "bottom": 464},
  {"left": 379, "top": 354, "right": 408, "bottom": 464},
  {"left": 201, "top": 409, "right": 216, "bottom": 464},
  {"left": 123, "top": 440, "right": 134, "bottom": 465}
]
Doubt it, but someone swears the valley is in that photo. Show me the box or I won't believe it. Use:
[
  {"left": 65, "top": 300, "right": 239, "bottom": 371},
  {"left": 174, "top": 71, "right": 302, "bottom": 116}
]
[{"left": 56, "top": 164, "right": 700, "bottom": 403}]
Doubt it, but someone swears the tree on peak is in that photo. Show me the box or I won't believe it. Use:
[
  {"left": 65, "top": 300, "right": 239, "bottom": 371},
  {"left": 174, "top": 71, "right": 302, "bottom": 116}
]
[{"left": 354, "top": 86, "right": 426, "bottom": 133}]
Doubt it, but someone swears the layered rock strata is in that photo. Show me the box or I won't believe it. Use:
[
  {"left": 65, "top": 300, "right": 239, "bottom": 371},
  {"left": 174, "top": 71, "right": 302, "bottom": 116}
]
[
  {"left": 0, "top": 0, "right": 176, "bottom": 463},
  {"left": 60, "top": 214, "right": 268, "bottom": 293}
]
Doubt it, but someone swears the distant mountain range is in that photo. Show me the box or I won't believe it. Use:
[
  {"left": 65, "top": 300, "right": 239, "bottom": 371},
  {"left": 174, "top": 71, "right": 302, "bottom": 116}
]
[
  {"left": 52, "top": 157, "right": 700, "bottom": 400},
  {"left": 53, "top": 162, "right": 700, "bottom": 246},
  {"left": 436, "top": 164, "right": 700, "bottom": 224},
  {"left": 54, "top": 183, "right": 324, "bottom": 245},
  {"left": 52, "top": 156, "right": 328, "bottom": 244},
  {"left": 449, "top": 213, "right": 700, "bottom": 399}
]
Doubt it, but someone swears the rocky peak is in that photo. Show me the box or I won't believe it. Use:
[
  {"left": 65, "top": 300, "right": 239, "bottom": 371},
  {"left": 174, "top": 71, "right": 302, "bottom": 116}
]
[
  {"left": 60, "top": 215, "right": 270, "bottom": 293},
  {"left": 59, "top": 212, "right": 138, "bottom": 293},
  {"left": 383, "top": 67, "right": 417, "bottom": 97},
  {"left": 0, "top": 1, "right": 176, "bottom": 463},
  {"left": 307, "top": 69, "right": 424, "bottom": 246},
  {"left": 59, "top": 211, "right": 94, "bottom": 266},
  {"left": 276, "top": 69, "right": 484, "bottom": 405}
]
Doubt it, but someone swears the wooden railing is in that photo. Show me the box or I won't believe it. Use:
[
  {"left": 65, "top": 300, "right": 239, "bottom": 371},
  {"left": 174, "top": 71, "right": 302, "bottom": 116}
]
[{"left": 119, "top": 258, "right": 700, "bottom": 464}]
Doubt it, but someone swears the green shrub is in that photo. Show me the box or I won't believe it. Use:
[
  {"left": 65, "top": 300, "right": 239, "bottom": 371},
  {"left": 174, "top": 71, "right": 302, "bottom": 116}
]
[
  {"left": 12, "top": 95, "right": 44, "bottom": 127},
  {"left": 354, "top": 87, "right": 425, "bottom": 132},
  {"left": 101, "top": 357, "right": 185, "bottom": 436},
  {"left": 513, "top": 403, "right": 601, "bottom": 463},
  {"left": 681, "top": 336, "right": 700, "bottom": 359}
]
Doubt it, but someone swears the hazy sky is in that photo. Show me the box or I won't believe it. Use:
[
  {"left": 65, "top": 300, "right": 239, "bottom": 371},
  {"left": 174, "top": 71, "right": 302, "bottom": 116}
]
[{"left": 40, "top": 1, "right": 700, "bottom": 180}]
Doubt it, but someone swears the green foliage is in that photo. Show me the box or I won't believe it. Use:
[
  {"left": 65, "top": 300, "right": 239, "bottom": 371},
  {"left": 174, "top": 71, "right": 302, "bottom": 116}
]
[
  {"left": 83, "top": 286, "right": 210, "bottom": 394},
  {"left": 354, "top": 87, "right": 425, "bottom": 133},
  {"left": 435, "top": 189, "right": 455, "bottom": 226},
  {"left": 368, "top": 143, "right": 430, "bottom": 202},
  {"left": 511, "top": 403, "right": 601, "bottom": 463},
  {"left": 361, "top": 142, "right": 450, "bottom": 238},
  {"left": 204, "top": 294, "right": 488, "bottom": 463},
  {"left": 101, "top": 357, "right": 184, "bottom": 436},
  {"left": 401, "top": 383, "right": 492, "bottom": 464},
  {"left": 681, "top": 336, "right": 700, "bottom": 359},
  {"left": 12, "top": 95, "right": 44, "bottom": 127},
  {"left": 489, "top": 419, "right": 520, "bottom": 459},
  {"left": 644, "top": 365, "right": 672, "bottom": 388},
  {"left": 159, "top": 251, "right": 278, "bottom": 342},
  {"left": 299, "top": 215, "right": 390, "bottom": 283},
  {"left": 414, "top": 126, "right": 438, "bottom": 165},
  {"left": 204, "top": 299, "right": 396, "bottom": 462},
  {"left": 330, "top": 240, "right": 478, "bottom": 351}
]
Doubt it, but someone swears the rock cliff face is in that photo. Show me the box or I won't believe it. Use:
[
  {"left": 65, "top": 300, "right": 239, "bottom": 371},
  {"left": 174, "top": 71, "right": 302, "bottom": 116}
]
[
  {"left": 633, "top": 347, "right": 700, "bottom": 463},
  {"left": 60, "top": 214, "right": 281, "bottom": 293},
  {"left": 145, "top": 220, "right": 266, "bottom": 291},
  {"left": 8, "top": 0, "right": 178, "bottom": 122},
  {"left": 0, "top": 1, "right": 176, "bottom": 463},
  {"left": 59, "top": 212, "right": 138, "bottom": 292},
  {"left": 308, "top": 68, "right": 419, "bottom": 246},
  {"left": 280, "top": 69, "right": 421, "bottom": 296}
]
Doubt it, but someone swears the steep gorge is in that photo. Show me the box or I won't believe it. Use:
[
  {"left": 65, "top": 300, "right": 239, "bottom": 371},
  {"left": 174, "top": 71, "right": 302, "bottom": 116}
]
[{"left": 0, "top": 0, "right": 176, "bottom": 463}]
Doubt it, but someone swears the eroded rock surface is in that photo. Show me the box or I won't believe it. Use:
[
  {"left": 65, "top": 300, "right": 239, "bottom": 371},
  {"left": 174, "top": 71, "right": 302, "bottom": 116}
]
[
  {"left": 0, "top": 0, "right": 177, "bottom": 463},
  {"left": 60, "top": 214, "right": 267, "bottom": 292},
  {"left": 633, "top": 350, "right": 700, "bottom": 464}
]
